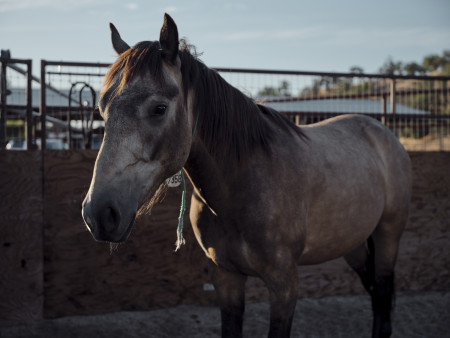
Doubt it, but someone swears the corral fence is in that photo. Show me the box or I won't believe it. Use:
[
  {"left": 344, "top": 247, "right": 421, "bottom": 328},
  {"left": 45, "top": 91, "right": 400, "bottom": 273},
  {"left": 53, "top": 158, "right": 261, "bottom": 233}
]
[
  {"left": 0, "top": 55, "right": 33, "bottom": 150},
  {"left": 1, "top": 56, "right": 449, "bottom": 151},
  {"left": 39, "top": 60, "right": 109, "bottom": 150},
  {"left": 216, "top": 68, "right": 450, "bottom": 151}
]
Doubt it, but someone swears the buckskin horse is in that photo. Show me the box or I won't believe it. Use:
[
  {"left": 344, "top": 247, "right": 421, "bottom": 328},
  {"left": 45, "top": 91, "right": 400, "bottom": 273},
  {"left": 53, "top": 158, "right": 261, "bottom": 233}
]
[{"left": 82, "top": 14, "right": 411, "bottom": 338}]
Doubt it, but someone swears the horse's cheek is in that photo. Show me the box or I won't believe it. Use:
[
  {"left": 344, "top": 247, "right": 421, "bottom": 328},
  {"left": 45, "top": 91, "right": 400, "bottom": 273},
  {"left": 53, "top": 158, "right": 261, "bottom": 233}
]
[{"left": 165, "top": 105, "right": 191, "bottom": 164}]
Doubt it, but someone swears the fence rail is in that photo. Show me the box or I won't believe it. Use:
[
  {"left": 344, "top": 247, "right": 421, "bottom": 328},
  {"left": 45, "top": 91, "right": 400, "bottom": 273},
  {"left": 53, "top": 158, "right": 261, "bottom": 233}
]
[{"left": 1, "top": 58, "right": 449, "bottom": 151}]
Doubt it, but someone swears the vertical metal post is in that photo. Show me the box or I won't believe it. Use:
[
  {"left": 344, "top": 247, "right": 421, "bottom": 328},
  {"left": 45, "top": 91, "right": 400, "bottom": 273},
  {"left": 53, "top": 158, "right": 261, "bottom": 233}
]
[
  {"left": 0, "top": 60, "right": 7, "bottom": 148},
  {"left": 67, "top": 85, "right": 73, "bottom": 149},
  {"left": 381, "top": 93, "right": 387, "bottom": 125},
  {"left": 390, "top": 78, "right": 396, "bottom": 115},
  {"left": 26, "top": 60, "right": 33, "bottom": 150},
  {"left": 40, "top": 60, "right": 46, "bottom": 150},
  {"left": 440, "top": 80, "right": 447, "bottom": 150},
  {"left": 442, "top": 80, "right": 448, "bottom": 114}
]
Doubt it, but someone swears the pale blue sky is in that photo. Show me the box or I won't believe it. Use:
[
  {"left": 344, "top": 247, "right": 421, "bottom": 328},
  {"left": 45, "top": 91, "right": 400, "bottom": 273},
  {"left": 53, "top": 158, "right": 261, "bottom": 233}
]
[{"left": 1, "top": 0, "right": 449, "bottom": 76}]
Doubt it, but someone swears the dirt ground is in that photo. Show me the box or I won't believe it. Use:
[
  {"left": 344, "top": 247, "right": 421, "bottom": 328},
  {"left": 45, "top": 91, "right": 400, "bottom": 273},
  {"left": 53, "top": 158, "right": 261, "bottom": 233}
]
[{"left": 1, "top": 291, "right": 448, "bottom": 338}]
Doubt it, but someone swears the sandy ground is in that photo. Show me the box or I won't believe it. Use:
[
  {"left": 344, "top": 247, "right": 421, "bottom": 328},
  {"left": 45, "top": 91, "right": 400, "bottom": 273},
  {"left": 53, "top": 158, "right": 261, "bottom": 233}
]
[{"left": 1, "top": 291, "right": 448, "bottom": 338}]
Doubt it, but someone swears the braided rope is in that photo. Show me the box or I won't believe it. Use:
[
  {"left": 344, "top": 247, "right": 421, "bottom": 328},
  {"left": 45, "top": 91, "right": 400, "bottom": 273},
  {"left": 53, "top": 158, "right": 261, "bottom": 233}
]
[{"left": 174, "top": 112, "right": 199, "bottom": 251}]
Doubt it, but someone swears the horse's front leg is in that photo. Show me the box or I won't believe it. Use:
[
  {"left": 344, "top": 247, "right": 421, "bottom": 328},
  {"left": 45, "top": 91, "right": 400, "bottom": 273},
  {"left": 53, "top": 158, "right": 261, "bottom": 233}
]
[
  {"left": 209, "top": 261, "right": 247, "bottom": 338},
  {"left": 264, "top": 262, "right": 299, "bottom": 338}
]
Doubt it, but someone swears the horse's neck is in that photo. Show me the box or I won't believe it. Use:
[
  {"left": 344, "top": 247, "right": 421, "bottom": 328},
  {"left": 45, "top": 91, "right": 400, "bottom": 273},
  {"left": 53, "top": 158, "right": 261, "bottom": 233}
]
[
  {"left": 192, "top": 63, "right": 272, "bottom": 161},
  {"left": 184, "top": 139, "right": 230, "bottom": 214},
  {"left": 184, "top": 63, "right": 279, "bottom": 209}
]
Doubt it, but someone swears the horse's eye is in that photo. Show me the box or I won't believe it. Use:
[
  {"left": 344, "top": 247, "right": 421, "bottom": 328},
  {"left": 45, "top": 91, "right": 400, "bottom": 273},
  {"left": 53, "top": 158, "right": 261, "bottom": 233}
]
[{"left": 153, "top": 104, "right": 167, "bottom": 116}]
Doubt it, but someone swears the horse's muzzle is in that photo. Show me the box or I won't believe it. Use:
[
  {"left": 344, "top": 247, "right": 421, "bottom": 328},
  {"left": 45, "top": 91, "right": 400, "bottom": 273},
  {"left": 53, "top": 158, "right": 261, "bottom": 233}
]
[{"left": 82, "top": 195, "right": 136, "bottom": 243}]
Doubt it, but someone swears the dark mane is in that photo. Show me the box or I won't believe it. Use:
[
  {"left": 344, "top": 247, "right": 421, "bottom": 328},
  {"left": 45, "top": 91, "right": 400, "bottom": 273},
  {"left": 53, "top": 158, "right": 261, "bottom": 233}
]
[
  {"left": 179, "top": 45, "right": 306, "bottom": 162},
  {"left": 104, "top": 40, "right": 306, "bottom": 162}
]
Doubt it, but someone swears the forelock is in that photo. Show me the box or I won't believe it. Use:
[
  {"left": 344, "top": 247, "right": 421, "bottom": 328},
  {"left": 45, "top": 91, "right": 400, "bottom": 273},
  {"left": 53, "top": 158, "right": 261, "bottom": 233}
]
[{"left": 103, "top": 41, "right": 165, "bottom": 99}]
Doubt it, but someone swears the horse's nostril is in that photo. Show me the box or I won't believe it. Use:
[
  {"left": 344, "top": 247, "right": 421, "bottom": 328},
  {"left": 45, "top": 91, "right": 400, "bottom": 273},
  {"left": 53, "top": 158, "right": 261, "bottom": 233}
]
[{"left": 100, "top": 206, "right": 120, "bottom": 231}]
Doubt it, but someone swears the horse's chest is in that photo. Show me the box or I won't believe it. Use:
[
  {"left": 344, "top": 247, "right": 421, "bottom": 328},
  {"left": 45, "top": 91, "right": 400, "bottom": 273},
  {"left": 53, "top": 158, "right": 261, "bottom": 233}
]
[{"left": 190, "top": 201, "right": 255, "bottom": 271}]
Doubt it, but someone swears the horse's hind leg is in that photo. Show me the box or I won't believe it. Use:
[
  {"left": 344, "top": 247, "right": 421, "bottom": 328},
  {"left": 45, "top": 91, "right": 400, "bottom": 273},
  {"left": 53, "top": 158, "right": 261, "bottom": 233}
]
[
  {"left": 345, "top": 220, "right": 404, "bottom": 338},
  {"left": 209, "top": 261, "right": 247, "bottom": 338},
  {"left": 344, "top": 240, "right": 374, "bottom": 294},
  {"left": 369, "top": 217, "right": 405, "bottom": 338}
]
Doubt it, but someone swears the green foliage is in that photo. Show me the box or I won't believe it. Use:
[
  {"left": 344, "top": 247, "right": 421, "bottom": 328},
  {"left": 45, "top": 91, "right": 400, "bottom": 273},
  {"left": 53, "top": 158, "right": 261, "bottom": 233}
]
[
  {"left": 258, "top": 80, "right": 291, "bottom": 97},
  {"left": 379, "top": 57, "right": 404, "bottom": 75},
  {"left": 349, "top": 66, "right": 364, "bottom": 74},
  {"left": 403, "top": 62, "right": 425, "bottom": 76},
  {"left": 379, "top": 50, "right": 450, "bottom": 76}
]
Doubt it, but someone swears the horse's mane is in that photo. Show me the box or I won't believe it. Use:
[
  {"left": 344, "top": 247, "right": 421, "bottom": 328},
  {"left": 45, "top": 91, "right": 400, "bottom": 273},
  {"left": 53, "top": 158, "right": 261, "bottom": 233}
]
[{"left": 104, "top": 40, "right": 306, "bottom": 163}]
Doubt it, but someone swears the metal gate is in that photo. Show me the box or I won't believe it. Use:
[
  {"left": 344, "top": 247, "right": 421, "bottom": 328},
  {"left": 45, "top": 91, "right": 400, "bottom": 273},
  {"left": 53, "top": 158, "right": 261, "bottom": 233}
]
[
  {"left": 39, "top": 60, "right": 110, "bottom": 150},
  {"left": 0, "top": 51, "right": 33, "bottom": 150},
  {"left": 9, "top": 58, "right": 449, "bottom": 151}
]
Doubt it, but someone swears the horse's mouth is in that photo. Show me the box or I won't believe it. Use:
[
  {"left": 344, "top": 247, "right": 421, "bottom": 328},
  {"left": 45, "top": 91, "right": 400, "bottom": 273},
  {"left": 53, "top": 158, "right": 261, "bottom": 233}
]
[
  {"left": 111, "top": 214, "right": 136, "bottom": 243},
  {"left": 90, "top": 214, "right": 136, "bottom": 244}
]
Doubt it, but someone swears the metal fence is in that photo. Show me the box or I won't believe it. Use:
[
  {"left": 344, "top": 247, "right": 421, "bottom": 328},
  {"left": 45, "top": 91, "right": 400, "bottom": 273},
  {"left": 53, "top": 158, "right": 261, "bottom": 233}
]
[
  {"left": 217, "top": 68, "right": 450, "bottom": 151},
  {"left": 39, "top": 60, "right": 110, "bottom": 150},
  {"left": 0, "top": 56, "right": 33, "bottom": 150},
  {"left": 2, "top": 58, "right": 449, "bottom": 151}
]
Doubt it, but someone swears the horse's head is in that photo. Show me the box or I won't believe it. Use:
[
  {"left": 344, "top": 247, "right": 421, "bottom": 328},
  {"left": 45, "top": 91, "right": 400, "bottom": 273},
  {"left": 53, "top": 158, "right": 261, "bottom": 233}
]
[{"left": 82, "top": 14, "right": 194, "bottom": 242}]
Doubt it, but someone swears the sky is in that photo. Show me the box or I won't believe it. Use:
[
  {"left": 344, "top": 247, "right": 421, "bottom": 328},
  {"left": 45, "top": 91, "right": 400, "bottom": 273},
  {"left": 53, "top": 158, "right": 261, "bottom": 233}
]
[{"left": 1, "top": 0, "right": 449, "bottom": 77}]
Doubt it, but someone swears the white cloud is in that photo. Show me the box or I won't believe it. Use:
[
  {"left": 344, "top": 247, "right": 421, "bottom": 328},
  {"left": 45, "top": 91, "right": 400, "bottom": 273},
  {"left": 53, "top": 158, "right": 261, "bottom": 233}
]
[
  {"left": 163, "top": 5, "right": 178, "bottom": 13},
  {"left": 222, "top": 25, "right": 450, "bottom": 52},
  {"left": 316, "top": 27, "right": 450, "bottom": 49},
  {"left": 224, "top": 30, "right": 265, "bottom": 41},
  {"left": 223, "top": 27, "right": 322, "bottom": 42},
  {"left": 223, "top": 3, "right": 247, "bottom": 11},
  {"left": 0, "top": 0, "right": 48, "bottom": 12},
  {"left": 0, "top": 0, "right": 105, "bottom": 13},
  {"left": 124, "top": 2, "right": 138, "bottom": 10}
]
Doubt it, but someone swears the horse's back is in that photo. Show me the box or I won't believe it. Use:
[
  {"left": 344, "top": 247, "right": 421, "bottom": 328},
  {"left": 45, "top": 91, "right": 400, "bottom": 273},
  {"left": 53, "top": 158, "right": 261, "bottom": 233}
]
[
  {"left": 301, "top": 114, "right": 410, "bottom": 180},
  {"left": 313, "top": 115, "right": 412, "bottom": 200},
  {"left": 297, "top": 114, "right": 411, "bottom": 264}
]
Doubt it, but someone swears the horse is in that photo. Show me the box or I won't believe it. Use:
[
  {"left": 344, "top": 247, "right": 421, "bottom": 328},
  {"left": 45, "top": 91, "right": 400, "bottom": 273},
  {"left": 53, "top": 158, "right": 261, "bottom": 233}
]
[{"left": 82, "top": 14, "right": 411, "bottom": 338}]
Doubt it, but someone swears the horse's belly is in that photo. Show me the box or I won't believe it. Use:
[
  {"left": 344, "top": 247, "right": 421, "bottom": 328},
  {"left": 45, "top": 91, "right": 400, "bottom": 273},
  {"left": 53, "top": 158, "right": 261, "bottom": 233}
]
[
  {"left": 298, "top": 194, "right": 384, "bottom": 265},
  {"left": 299, "top": 226, "right": 373, "bottom": 265}
]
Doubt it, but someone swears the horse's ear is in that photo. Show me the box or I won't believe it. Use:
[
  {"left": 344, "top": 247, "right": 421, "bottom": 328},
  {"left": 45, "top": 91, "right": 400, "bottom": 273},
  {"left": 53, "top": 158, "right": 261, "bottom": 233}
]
[
  {"left": 110, "top": 23, "right": 130, "bottom": 55},
  {"left": 159, "top": 13, "right": 179, "bottom": 63}
]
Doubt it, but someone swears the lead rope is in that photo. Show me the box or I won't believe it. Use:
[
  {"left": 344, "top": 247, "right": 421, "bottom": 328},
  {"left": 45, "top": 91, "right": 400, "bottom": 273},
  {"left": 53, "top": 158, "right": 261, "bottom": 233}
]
[
  {"left": 175, "top": 112, "right": 199, "bottom": 252},
  {"left": 175, "top": 170, "right": 187, "bottom": 251}
]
